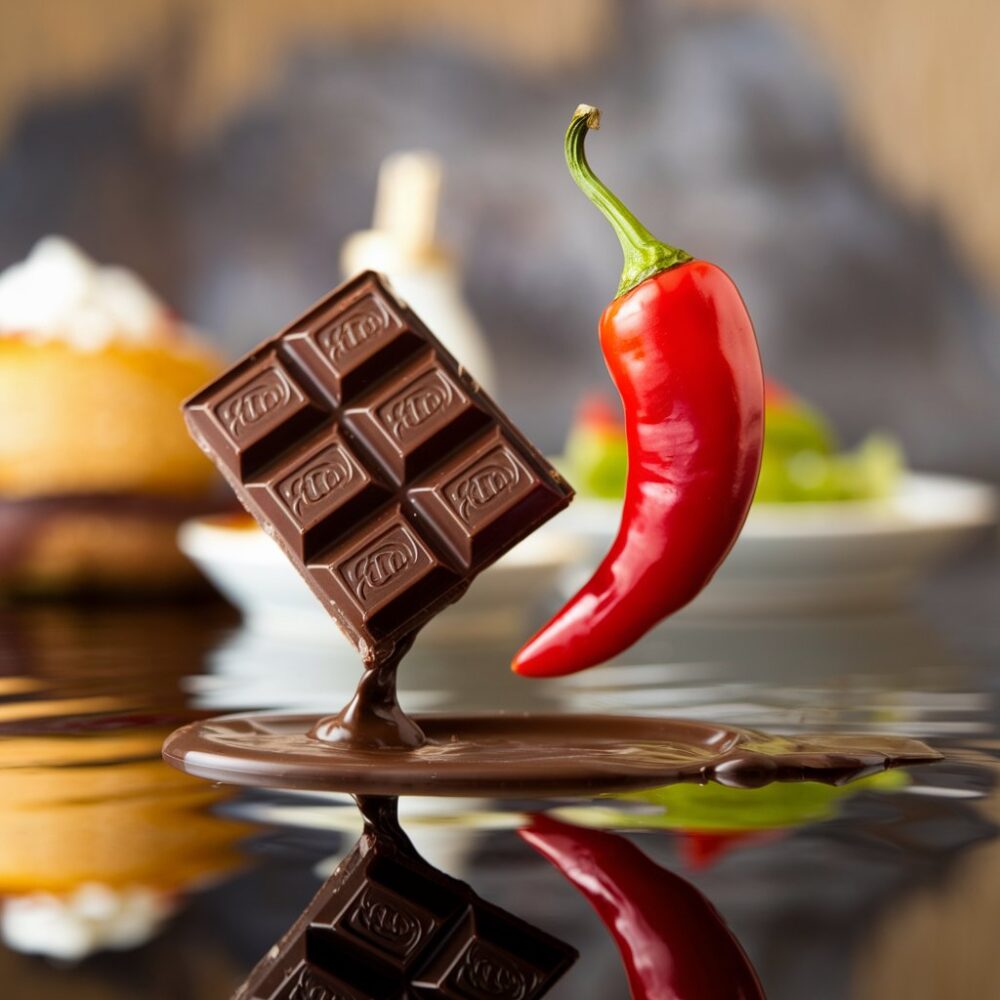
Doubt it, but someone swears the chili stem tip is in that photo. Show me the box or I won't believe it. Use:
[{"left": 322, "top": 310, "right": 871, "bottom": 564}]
[
  {"left": 573, "top": 104, "right": 601, "bottom": 130},
  {"left": 563, "top": 101, "right": 691, "bottom": 298}
]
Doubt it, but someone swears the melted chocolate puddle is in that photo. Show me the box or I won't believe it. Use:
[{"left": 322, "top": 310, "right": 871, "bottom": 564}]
[
  {"left": 164, "top": 709, "right": 941, "bottom": 797},
  {"left": 163, "top": 606, "right": 941, "bottom": 798}
]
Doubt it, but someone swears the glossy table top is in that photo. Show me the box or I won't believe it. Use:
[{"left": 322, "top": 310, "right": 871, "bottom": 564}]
[{"left": 0, "top": 550, "right": 997, "bottom": 999}]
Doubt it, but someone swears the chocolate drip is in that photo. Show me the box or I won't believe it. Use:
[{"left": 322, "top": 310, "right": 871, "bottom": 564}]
[
  {"left": 310, "top": 635, "right": 425, "bottom": 749},
  {"left": 353, "top": 793, "right": 416, "bottom": 854}
]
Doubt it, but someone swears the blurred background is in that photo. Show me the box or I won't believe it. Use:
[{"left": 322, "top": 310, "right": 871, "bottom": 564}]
[
  {"left": 2, "top": 6, "right": 1000, "bottom": 998},
  {"left": 2, "top": 0, "right": 998, "bottom": 477}
]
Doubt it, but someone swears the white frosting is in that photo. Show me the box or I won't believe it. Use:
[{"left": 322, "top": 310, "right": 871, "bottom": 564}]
[
  {"left": 0, "top": 237, "right": 171, "bottom": 350},
  {"left": 1, "top": 884, "right": 176, "bottom": 960}
]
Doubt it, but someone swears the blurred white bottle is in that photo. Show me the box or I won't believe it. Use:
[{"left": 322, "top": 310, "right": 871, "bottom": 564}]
[{"left": 340, "top": 151, "right": 496, "bottom": 392}]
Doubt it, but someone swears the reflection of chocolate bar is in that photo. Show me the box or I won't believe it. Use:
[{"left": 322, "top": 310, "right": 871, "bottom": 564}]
[
  {"left": 236, "top": 830, "right": 577, "bottom": 999},
  {"left": 185, "top": 272, "right": 572, "bottom": 660}
]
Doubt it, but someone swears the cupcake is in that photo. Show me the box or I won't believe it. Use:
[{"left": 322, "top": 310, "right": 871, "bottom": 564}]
[{"left": 0, "top": 237, "right": 225, "bottom": 592}]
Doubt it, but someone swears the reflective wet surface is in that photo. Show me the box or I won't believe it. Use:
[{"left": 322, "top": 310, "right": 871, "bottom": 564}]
[{"left": 0, "top": 552, "right": 997, "bottom": 999}]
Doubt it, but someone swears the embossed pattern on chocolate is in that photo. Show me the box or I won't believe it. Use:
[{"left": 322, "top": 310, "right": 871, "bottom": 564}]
[
  {"left": 184, "top": 272, "right": 572, "bottom": 661},
  {"left": 235, "top": 829, "right": 577, "bottom": 1000}
]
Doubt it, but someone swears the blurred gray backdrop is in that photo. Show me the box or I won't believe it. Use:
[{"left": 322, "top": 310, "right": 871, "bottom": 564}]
[{"left": 1, "top": 0, "right": 998, "bottom": 477}]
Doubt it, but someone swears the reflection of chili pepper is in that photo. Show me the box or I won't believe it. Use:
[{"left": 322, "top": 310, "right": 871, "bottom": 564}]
[
  {"left": 521, "top": 814, "right": 765, "bottom": 1000},
  {"left": 678, "top": 829, "right": 783, "bottom": 871},
  {"left": 513, "top": 105, "right": 764, "bottom": 678}
]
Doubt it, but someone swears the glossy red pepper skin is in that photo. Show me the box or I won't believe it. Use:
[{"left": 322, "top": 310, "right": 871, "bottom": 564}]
[
  {"left": 521, "top": 814, "right": 766, "bottom": 1000},
  {"left": 514, "top": 257, "right": 763, "bottom": 676}
]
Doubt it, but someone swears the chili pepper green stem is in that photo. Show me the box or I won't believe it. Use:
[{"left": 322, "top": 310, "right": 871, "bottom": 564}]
[{"left": 565, "top": 104, "right": 692, "bottom": 298}]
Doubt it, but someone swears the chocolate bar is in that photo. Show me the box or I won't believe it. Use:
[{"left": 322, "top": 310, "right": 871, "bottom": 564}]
[
  {"left": 184, "top": 272, "right": 572, "bottom": 661},
  {"left": 235, "top": 828, "right": 577, "bottom": 999}
]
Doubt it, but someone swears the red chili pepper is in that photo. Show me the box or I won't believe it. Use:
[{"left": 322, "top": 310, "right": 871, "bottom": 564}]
[
  {"left": 677, "top": 829, "right": 783, "bottom": 872},
  {"left": 521, "top": 814, "right": 765, "bottom": 1000},
  {"left": 513, "top": 105, "right": 764, "bottom": 678}
]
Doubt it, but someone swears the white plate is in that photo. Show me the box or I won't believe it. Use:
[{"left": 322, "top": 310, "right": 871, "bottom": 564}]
[
  {"left": 180, "top": 473, "right": 996, "bottom": 633},
  {"left": 552, "top": 472, "right": 997, "bottom": 614},
  {"left": 178, "top": 515, "right": 583, "bottom": 643}
]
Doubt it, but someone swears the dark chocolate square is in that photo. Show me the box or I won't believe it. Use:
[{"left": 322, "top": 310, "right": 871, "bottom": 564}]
[
  {"left": 411, "top": 907, "right": 567, "bottom": 1000},
  {"left": 340, "top": 882, "right": 440, "bottom": 967},
  {"left": 307, "top": 509, "right": 460, "bottom": 642},
  {"left": 268, "top": 962, "right": 371, "bottom": 1000},
  {"left": 214, "top": 361, "right": 305, "bottom": 449},
  {"left": 188, "top": 353, "right": 330, "bottom": 480},
  {"left": 246, "top": 435, "right": 391, "bottom": 561},
  {"left": 342, "top": 359, "right": 489, "bottom": 484},
  {"left": 409, "top": 430, "right": 554, "bottom": 568},
  {"left": 283, "top": 286, "right": 421, "bottom": 405},
  {"left": 273, "top": 442, "right": 370, "bottom": 529},
  {"left": 444, "top": 941, "right": 541, "bottom": 999},
  {"left": 183, "top": 271, "right": 572, "bottom": 659}
]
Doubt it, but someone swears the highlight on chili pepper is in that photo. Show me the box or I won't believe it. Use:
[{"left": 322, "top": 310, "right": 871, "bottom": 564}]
[{"left": 512, "top": 104, "right": 766, "bottom": 678}]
